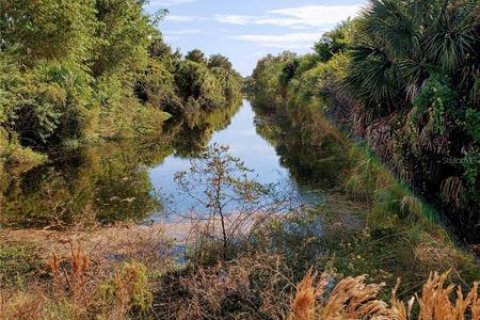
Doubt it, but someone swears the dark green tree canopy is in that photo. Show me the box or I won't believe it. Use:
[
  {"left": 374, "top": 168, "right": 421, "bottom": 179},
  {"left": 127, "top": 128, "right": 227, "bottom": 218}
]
[{"left": 185, "top": 49, "right": 208, "bottom": 65}]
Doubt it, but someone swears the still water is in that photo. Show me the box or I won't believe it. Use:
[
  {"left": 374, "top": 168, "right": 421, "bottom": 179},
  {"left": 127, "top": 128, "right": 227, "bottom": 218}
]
[
  {"left": 149, "top": 100, "right": 311, "bottom": 217},
  {"left": 0, "top": 100, "right": 333, "bottom": 226}
]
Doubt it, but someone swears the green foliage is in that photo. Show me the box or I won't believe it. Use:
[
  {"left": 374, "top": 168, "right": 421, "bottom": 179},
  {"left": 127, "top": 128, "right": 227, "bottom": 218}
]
[
  {"left": 208, "top": 54, "right": 233, "bottom": 70},
  {"left": 288, "top": 53, "right": 349, "bottom": 109},
  {"left": 345, "top": 0, "right": 479, "bottom": 111},
  {"left": 341, "top": 0, "right": 480, "bottom": 239},
  {"left": 210, "top": 66, "right": 243, "bottom": 102},
  {"left": 313, "top": 19, "right": 353, "bottom": 62},
  {"left": 465, "top": 108, "right": 480, "bottom": 143},
  {"left": 412, "top": 74, "right": 458, "bottom": 135},
  {"left": 134, "top": 58, "right": 183, "bottom": 114},
  {"left": 249, "top": 51, "right": 297, "bottom": 109},
  {"left": 250, "top": 0, "right": 480, "bottom": 241},
  {"left": 97, "top": 262, "right": 153, "bottom": 313},
  {"left": 10, "top": 61, "right": 95, "bottom": 145},
  {"left": 0, "top": 244, "right": 40, "bottom": 289},
  {"left": 175, "top": 60, "right": 226, "bottom": 110},
  {"left": 0, "top": 0, "right": 97, "bottom": 63},
  {"left": 185, "top": 49, "right": 208, "bottom": 65},
  {"left": 91, "top": 0, "right": 156, "bottom": 78},
  {"left": 462, "top": 152, "right": 480, "bottom": 203},
  {"left": 0, "top": 0, "right": 242, "bottom": 165}
]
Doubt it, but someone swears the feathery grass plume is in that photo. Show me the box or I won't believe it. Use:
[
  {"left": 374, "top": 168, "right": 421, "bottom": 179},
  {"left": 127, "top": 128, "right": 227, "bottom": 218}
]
[
  {"left": 48, "top": 253, "right": 63, "bottom": 299},
  {"left": 289, "top": 272, "right": 391, "bottom": 320},
  {"left": 290, "top": 270, "right": 480, "bottom": 320},
  {"left": 70, "top": 247, "right": 89, "bottom": 303},
  {"left": 417, "top": 270, "right": 480, "bottom": 320},
  {"left": 388, "top": 278, "right": 412, "bottom": 320},
  {"left": 320, "top": 275, "right": 388, "bottom": 319},
  {"left": 289, "top": 270, "right": 321, "bottom": 320}
]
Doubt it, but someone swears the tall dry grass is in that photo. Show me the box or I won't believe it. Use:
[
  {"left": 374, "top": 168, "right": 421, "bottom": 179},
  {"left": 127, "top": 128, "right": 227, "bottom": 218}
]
[
  {"left": 0, "top": 248, "right": 151, "bottom": 320},
  {"left": 289, "top": 270, "right": 480, "bottom": 320},
  {"left": 0, "top": 223, "right": 174, "bottom": 320}
]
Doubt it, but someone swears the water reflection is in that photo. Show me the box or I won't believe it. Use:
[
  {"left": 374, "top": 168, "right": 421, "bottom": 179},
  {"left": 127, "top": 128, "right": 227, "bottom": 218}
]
[
  {"left": 0, "top": 100, "right": 350, "bottom": 226},
  {"left": 1, "top": 141, "right": 167, "bottom": 226},
  {"left": 149, "top": 100, "right": 321, "bottom": 218},
  {"left": 0, "top": 103, "right": 241, "bottom": 226},
  {"left": 253, "top": 104, "right": 351, "bottom": 189}
]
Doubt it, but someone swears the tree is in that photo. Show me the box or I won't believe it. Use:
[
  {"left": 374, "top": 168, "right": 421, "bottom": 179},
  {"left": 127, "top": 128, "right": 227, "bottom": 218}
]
[
  {"left": 0, "top": 0, "right": 97, "bottom": 63},
  {"left": 91, "top": 0, "right": 158, "bottom": 78},
  {"left": 174, "top": 60, "right": 225, "bottom": 110},
  {"left": 185, "top": 49, "right": 207, "bottom": 65},
  {"left": 313, "top": 19, "right": 353, "bottom": 63},
  {"left": 345, "top": 0, "right": 480, "bottom": 111},
  {"left": 250, "top": 52, "right": 297, "bottom": 108},
  {"left": 207, "top": 54, "right": 233, "bottom": 70},
  {"left": 174, "top": 144, "right": 270, "bottom": 260}
]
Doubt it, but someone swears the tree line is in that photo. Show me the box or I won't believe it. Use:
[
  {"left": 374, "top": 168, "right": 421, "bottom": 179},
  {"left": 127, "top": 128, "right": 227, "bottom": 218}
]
[
  {"left": 0, "top": 0, "right": 242, "bottom": 164},
  {"left": 248, "top": 0, "right": 480, "bottom": 242}
]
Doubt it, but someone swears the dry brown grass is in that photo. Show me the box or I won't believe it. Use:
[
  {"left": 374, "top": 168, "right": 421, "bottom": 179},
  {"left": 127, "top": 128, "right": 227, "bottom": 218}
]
[
  {"left": 155, "top": 254, "right": 293, "bottom": 320},
  {"left": 0, "top": 224, "right": 175, "bottom": 320},
  {"left": 0, "top": 248, "right": 157, "bottom": 320},
  {"left": 0, "top": 290, "right": 45, "bottom": 320},
  {"left": 0, "top": 223, "right": 175, "bottom": 272},
  {"left": 289, "top": 270, "right": 480, "bottom": 320}
]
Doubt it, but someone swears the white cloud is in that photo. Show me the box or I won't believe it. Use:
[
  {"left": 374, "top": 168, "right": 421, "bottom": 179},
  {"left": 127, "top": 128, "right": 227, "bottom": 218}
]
[
  {"left": 165, "top": 15, "right": 199, "bottom": 22},
  {"left": 235, "top": 32, "right": 324, "bottom": 49},
  {"left": 165, "top": 4, "right": 362, "bottom": 28},
  {"left": 268, "top": 5, "right": 362, "bottom": 27},
  {"left": 148, "top": 0, "right": 196, "bottom": 8},
  {"left": 213, "top": 5, "right": 362, "bottom": 28},
  {"left": 214, "top": 14, "right": 265, "bottom": 25},
  {"left": 164, "top": 29, "right": 201, "bottom": 35}
]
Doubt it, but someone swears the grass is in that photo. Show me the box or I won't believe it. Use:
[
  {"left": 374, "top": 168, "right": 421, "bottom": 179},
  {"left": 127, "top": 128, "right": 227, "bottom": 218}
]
[
  {"left": 0, "top": 250, "right": 154, "bottom": 320},
  {"left": 289, "top": 269, "right": 480, "bottom": 320},
  {"left": 0, "top": 243, "right": 40, "bottom": 289},
  {"left": 2, "top": 99, "right": 480, "bottom": 319},
  {"left": 1, "top": 194, "right": 480, "bottom": 319},
  {"left": 0, "top": 224, "right": 176, "bottom": 320}
]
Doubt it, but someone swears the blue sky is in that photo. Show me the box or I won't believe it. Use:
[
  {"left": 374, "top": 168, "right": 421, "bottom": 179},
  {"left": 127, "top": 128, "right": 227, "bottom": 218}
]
[{"left": 146, "top": 0, "right": 366, "bottom": 76}]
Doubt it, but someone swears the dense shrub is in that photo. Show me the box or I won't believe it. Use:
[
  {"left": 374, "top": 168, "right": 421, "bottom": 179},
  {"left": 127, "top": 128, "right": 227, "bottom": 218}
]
[
  {"left": 0, "top": 0, "right": 242, "bottom": 162},
  {"left": 249, "top": 0, "right": 480, "bottom": 243}
]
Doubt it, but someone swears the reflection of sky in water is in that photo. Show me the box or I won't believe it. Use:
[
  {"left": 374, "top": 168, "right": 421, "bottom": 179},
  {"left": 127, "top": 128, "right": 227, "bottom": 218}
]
[{"left": 148, "top": 100, "right": 318, "bottom": 219}]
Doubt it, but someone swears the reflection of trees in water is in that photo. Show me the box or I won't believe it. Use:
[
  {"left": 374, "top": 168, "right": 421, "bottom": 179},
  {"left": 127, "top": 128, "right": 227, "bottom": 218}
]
[
  {"left": 252, "top": 103, "right": 351, "bottom": 188},
  {"left": 0, "top": 142, "right": 165, "bottom": 226},
  {"left": 0, "top": 103, "right": 242, "bottom": 226},
  {"left": 169, "top": 102, "right": 241, "bottom": 157}
]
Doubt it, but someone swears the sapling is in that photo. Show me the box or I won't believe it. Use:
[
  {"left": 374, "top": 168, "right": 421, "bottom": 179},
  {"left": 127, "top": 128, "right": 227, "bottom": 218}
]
[{"left": 174, "top": 143, "right": 270, "bottom": 260}]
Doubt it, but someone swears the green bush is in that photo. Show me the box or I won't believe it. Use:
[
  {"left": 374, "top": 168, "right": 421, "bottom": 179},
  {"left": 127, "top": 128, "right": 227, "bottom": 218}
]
[
  {"left": 175, "top": 60, "right": 226, "bottom": 111},
  {"left": 8, "top": 62, "right": 95, "bottom": 145}
]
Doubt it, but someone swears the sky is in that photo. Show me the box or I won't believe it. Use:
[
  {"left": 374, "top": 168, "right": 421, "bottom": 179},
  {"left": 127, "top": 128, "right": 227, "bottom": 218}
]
[{"left": 145, "top": 0, "right": 366, "bottom": 76}]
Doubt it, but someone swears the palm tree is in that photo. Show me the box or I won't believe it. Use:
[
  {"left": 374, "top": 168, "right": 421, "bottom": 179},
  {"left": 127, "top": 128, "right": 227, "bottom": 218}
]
[{"left": 345, "top": 0, "right": 480, "bottom": 113}]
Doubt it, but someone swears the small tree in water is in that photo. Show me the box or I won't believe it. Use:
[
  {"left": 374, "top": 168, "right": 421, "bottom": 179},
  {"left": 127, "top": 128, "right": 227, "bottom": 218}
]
[{"left": 174, "top": 144, "right": 270, "bottom": 260}]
